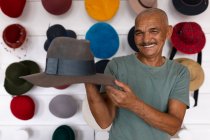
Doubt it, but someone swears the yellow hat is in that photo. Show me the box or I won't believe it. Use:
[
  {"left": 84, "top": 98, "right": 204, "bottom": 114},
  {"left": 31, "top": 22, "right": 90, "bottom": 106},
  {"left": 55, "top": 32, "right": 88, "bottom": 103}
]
[{"left": 85, "top": 0, "right": 120, "bottom": 21}]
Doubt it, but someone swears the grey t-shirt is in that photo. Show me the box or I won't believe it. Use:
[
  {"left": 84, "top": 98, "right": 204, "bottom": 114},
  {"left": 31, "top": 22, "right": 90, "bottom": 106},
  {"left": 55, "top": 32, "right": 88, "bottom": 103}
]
[{"left": 103, "top": 54, "right": 190, "bottom": 140}]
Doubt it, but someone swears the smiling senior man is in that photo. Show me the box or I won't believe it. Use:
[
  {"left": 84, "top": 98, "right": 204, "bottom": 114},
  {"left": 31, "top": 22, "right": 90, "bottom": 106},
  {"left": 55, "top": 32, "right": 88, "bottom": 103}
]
[{"left": 85, "top": 8, "right": 190, "bottom": 140}]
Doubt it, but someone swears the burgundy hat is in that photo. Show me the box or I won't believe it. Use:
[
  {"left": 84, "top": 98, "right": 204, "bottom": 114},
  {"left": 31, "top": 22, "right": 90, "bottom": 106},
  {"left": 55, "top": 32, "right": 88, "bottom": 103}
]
[
  {"left": 171, "top": 22, "right": 206, "bottom": 54},
  {"left": 0, "top": 0, "right": 26, "bottom": 18},
  {"left": 10, "top": 95, "right": 35, "bottom": 120},
  {"left": 3, "top": 24, "right": 27, "bottom": 49},
  {"left": 41, "top": 0, "right": 72, "bottom": 15}
]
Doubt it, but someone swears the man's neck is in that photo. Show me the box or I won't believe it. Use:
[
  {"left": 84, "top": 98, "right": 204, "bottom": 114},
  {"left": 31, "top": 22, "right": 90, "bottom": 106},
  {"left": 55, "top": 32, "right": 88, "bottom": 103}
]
[{"left": 136, "top": 53, "right": 165, "bottom": 67}]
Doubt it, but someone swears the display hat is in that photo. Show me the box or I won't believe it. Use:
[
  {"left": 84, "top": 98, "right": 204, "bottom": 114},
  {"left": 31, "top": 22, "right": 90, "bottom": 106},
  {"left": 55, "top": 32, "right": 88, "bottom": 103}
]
[
  {"left": 10, "top": 95, "right": 35, "bottom": 120},
  {"left": 175, "top": 58, "right": 204, "bottom": 91},
  {"left": 85, "top": 0, "right": 120, "bottom": 21},
  {"left": 3, "top": 24, "right": 27, "bottom": 49},
  {"left": 49, "top": 95, "right": 78, "bottom": 118},
  {"left": 95, "top": 59, "right": 110, "bottom": 90},
  {"left": 44, "top": 24, "right": 77, "bottom": 51},
  {"left": 41, "top": 0, "right": 72, "bottom": 15},
  {"left": 0, "top": 0, "right": 26, "bottom": 18},
  {"left": 11, "top": 129, "right": 29, "bottom": 140},
  {"left": 21, "top": 37, "right": 115, "bottom": 87},
  {"left": 82, "top": 96, "right": 111, "bottom": 131},
  {"left": 171, "top": 22, "right": 206, "bottom": 54},
  {"left": 128, "top": 0, "right": 157, "bottom": 14},
  {"left": 4, "top": 60, "right": 40, "bottom": 95},
  {"left": 52, "top": 125, "right": 75, "bottom": 140},
  {"left": 127, "top": 26, "right": 139, "bottom": 52},
  {"left": 172, "top": 0, "right": 208, "bottom": 15},
  {"left": 85, "top": 22, "right": 119, "bottom": 59}
]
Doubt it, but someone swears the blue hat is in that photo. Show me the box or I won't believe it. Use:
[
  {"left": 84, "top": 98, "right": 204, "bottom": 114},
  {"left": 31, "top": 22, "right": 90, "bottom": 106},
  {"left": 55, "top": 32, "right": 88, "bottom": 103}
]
[
  {"left": 44, "top": 24, "right": 77, "bottom": 51},
  {"left": 85, "top": 22, "right": 119, "bottom": 59}
]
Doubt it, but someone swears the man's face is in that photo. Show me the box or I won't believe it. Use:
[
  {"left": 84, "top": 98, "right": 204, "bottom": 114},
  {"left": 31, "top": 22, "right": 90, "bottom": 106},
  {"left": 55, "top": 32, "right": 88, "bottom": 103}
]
[{"left": 134, "top": 14, "right": 170, "bottom": 58}]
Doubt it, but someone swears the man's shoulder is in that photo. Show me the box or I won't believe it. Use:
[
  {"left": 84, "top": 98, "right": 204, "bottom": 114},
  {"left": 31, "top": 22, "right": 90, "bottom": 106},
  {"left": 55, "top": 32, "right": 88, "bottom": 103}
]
[{"left": 167, "top": 59, "right": 189, "bottom": 74}]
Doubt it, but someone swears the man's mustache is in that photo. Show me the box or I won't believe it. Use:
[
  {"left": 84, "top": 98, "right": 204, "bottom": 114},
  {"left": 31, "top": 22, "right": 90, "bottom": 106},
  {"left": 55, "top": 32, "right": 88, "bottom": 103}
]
[{"left": 137, "top": 42, "right": 157, "bottom": 46}]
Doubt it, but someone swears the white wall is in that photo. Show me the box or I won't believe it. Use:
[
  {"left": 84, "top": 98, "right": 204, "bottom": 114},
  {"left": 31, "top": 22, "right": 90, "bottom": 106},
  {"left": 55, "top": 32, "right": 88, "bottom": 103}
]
[{"left": 0, "top": 0, "right": 210, "bottom": 140}]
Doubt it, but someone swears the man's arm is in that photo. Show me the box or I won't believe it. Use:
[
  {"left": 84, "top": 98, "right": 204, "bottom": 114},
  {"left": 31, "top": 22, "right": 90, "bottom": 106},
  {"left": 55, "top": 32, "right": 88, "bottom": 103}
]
[
  {"left": 85, "top": 83, "right": 116, "bottom": 129},
  {"left": 106, "top": 80, "right": 187, "bottom": 136}
]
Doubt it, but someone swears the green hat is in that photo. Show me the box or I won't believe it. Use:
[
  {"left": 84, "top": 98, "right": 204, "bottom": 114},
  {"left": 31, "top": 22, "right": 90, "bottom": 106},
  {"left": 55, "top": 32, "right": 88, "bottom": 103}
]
[
  {"left": 4, "top": 60, "right": 40, "bottom": 95},
  {"left": 52, "top": 125, "right": 75, "bottom": 140}
]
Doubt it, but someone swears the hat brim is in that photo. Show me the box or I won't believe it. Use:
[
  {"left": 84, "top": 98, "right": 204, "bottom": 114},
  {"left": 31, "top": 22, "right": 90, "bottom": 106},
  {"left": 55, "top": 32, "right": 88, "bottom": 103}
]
[
  {"left": 127, "top": 26, "right": 139, "bottom": 52},
  {"left": 4, "top": 78, "right": 33, "bottom": 95},
  {"left": 21, "top": 72, "right": 115, "bottom": 87},
  {"left": 128, "top": 0, "right": 157, "bottom": 14},
  {"left": 172, "top": 0, "right": 208, "bottom": 15},
  {"left": 175, "top": 58, "right": 204, "bottom": 91}
]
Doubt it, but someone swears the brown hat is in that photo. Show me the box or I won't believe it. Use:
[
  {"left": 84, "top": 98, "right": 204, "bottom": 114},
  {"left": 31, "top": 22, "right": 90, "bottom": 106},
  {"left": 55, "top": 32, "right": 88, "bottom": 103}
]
[
  {"left": 128, "top": 0, "right": 157, "bottom": 14},
  {"left": 21, "top": 37, "right": 115, "bottom": 87},
  {"left": 41, "top": 0, "right": 72, "bottom": 15},
  {"left": 175, "top": 58, "right": 204, "bottom": 91}
]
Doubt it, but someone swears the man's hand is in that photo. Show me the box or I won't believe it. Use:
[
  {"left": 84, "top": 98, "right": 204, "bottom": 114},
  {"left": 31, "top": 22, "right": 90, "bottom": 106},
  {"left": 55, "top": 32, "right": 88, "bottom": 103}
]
[{"left": 105, "top": 80, "right": 139, "bottom": 109}]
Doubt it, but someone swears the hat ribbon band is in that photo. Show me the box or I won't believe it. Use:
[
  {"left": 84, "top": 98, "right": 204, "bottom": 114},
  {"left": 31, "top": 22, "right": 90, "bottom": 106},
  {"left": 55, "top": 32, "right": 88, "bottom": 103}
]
[
  {"left": 138, "top": 0, "right": 152, "bottom": 8},
  {"left": 45, "top": 58, "right": 96, "bottom": 76}
]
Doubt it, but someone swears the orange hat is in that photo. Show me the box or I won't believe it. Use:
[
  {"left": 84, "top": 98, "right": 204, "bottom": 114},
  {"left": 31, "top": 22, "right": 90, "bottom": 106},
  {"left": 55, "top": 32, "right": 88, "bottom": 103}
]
[{"left": 85, "top": 0, "right": 120, "bottom": 21}]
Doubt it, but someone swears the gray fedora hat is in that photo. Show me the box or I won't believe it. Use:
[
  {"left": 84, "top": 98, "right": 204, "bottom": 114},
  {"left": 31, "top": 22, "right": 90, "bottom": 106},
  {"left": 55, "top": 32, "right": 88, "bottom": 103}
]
[{"left": 21, "top": 37, "right": 115, "bottom": 87}]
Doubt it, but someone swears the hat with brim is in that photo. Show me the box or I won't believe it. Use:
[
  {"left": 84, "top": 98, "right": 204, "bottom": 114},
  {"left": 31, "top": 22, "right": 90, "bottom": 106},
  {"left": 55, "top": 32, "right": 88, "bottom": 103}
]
[
  {"left": 49, "top": 95, "right": 78, "bottom": 118},
  {"left": 82, "top": 96, "right": 111, "bottom": 131},
  {"left": 171, "top": 22, "right": 206, "bottom": 54},
  {"left": 172, "top": 0, "right": 209, "bottom": 15},
  {"left": 85, "top": 22, "right": 119, "bottom": 59},
  {"left": 0, "top": 0, "right": 26, "bottom": 18},
  {"left": 21, "top": 37, "right": 115, "bottom": 87},
  {"left": 44, "top": 24, "right": 77, "bottom": 51},
  {"left": 3, "top": 24, "right": 27, "bottom": 49},
  {"left": 10, "top": 95, "right": 35, "bottom": 120},
  {"left": 52, "top": 125, "right": 75, "bottom": 140},
  {"left": 11, "top": 129, "right": 29, "bottom": 140},
  {"left": 175, "top": 58, "right": 204, "bottom": 91},
  {"left": 41, "top": 0, "right": 72, "bottom": 15},
  {"left": 128, "top": 0, "right": 157, "bottom": 14},
  {"left": 127, "top": 26, "right": 139, "bottom": 52},
  {"left": 85, "top": 0, "right": 120, "bottom": 21},
  {"left": 4, "top": 60, "right": 40, "bottom": 95}
]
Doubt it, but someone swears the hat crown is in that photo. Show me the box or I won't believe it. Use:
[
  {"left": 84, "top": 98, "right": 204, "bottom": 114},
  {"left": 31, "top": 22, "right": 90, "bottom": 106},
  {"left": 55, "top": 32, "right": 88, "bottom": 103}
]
[
  {"left": 6, "top": 63, "right": 30, "bottom": 84},
  {"left": 47, "top": 37, "right": 93, "bottom": 60},
  {"left": 179, "top": 22, "right": 202, "bottom": 44},
  {"left": 138, "top": 0, "right": 155, "bottom": 7}
]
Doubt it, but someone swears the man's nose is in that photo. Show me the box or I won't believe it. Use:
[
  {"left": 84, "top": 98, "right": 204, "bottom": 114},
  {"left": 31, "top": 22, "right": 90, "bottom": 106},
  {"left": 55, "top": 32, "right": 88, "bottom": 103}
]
[{"left": 143, "top": 32, "right": 150, "bottom": 43}]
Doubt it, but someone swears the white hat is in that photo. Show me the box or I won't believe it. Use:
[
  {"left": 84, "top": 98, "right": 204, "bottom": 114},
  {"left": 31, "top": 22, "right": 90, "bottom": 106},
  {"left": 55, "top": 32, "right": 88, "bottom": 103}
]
[{"left": 82, "top": 96, "right": 111, "bottom": 131}]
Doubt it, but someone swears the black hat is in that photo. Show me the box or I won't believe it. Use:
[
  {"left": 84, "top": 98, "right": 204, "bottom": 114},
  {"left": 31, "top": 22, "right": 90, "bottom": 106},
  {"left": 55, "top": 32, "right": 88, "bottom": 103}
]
[{"left": 172, "top": 0, "right": 209, "bottom": 15}]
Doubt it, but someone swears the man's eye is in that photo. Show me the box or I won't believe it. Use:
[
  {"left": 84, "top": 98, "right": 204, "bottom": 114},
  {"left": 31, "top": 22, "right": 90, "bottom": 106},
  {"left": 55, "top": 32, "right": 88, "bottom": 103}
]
[
  {"left": 135, "top": 32, "right": 143, "bottom": 35},
  {"left": 151, "top": 30, "right": 159, "bottom": 34}
]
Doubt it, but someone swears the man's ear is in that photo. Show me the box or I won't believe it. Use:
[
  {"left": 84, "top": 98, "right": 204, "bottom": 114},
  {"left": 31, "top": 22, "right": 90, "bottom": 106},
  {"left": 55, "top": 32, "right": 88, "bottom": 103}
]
[{"left": 166, "top": 25, "right": 173, "bottom": 39}]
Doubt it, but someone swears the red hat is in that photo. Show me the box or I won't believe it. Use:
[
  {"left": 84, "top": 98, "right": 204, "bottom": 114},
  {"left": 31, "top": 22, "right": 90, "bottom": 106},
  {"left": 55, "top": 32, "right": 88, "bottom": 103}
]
[
  {"left": 171, "top": 22, "right": 206, "bottom": 54},
  {"left": 3, "top": 24, "right": 27, "bottom": 49},
  {"left": 41, "top": 0, "right": 72, "bottom": 15},
  {"left": 10, "top": 95, "right": 35, "bottom": 120},
  {"left": 0, "top": 0, "right": 26, "bottom": 18}
]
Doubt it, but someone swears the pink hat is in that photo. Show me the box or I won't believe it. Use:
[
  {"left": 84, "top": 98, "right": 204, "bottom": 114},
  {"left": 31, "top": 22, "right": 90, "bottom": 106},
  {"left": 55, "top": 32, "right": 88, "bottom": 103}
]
[{"left": 128, "top": 0, "right": 157, "bottom": 14}]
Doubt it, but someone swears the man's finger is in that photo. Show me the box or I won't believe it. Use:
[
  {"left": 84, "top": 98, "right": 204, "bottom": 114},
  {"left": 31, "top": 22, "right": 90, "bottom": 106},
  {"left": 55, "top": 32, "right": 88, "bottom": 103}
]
[{"left": 114, "top": 80, "right": 131, "bottom": 92}]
